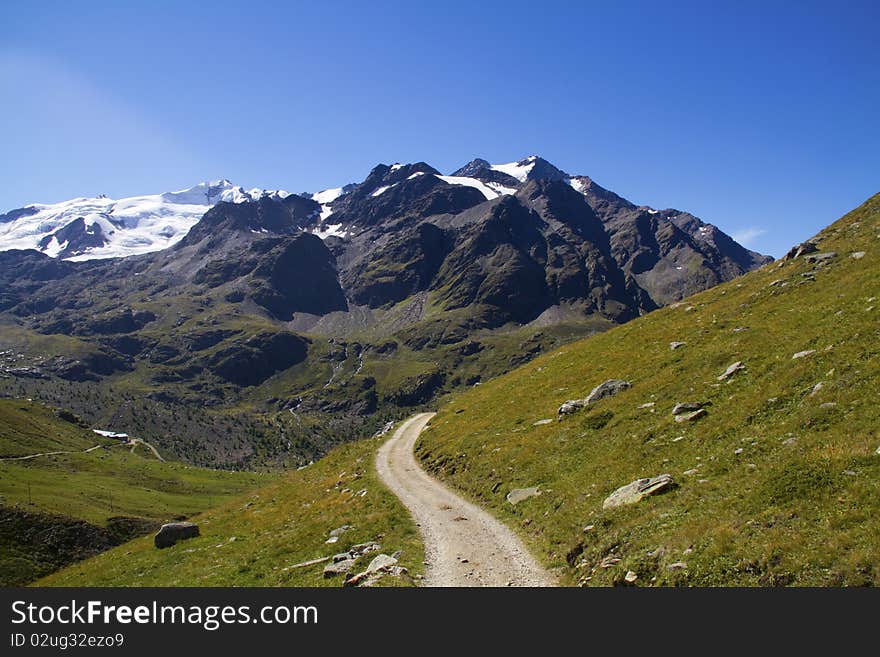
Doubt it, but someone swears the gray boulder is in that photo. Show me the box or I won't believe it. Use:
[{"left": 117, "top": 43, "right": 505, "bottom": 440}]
[
  {"left": 675, "top": 408, "right": 708, "bottom": 423},
  {"left": 804, "top": 252, "right": 836, "bottom": 263},
  {"left": 603, "top": 474, "right": 675, "bottom": 510},
  {"left": 717, "top": 361, "right": 745, "bottom": 381},
  {"left": 559, "top": 379, "right": 631, "bottom": 416},
  {"left": 784, "top": 241, "right": 818, "bottom": 260},
  {"left": 586, "top": 379, "right": 631, "bottom": 404},
  {"left": 506, "top": 486, "right": 541, "bottom": 505},
  {"left": 558, "top": 399, "right": 588, "bottom": 415},
  {"left": 672, "top": 402, "right": 704, "bottom": 415},
  {"left": 366, "top": 554, "right": 398, "bottom": 573},
  {"left": 344, "top": 554, "right": 403, "bottom": 587},
  {"left": 323, "top": 558, "right": 356, "bottom": 578},
  {"left": 154, "top": 522, "right": 200, "bottom": 549}
]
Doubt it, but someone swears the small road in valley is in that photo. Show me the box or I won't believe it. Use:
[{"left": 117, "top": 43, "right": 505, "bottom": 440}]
[{"left": 376, "top": 412, "right": 555, "bottom": 587}]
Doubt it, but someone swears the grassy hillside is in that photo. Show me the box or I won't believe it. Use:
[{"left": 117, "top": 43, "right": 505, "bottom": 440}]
[
  {"left": 0, "top": 399, "right": 271, "bottom": 585},
  {"left": 417, "top": 194, "right": 880, "bottom": 586},
  {"left": 38, "top": 429, "right": 423, "bottom": 587}
]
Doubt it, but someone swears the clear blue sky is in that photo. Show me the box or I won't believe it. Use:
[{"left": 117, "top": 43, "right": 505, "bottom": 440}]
[{"left": 2, "top": 0, "right": 877, "bottom": 257}]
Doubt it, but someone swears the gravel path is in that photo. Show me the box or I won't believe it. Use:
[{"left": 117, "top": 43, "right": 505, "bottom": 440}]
[{"left": 376, "top": 412, "right": 555, "bottom": 587}]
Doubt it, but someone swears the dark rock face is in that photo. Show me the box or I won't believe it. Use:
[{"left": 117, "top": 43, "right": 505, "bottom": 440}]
[
  {"left": 154, "top": 521, "right": 200, "bottom": 549},
  {"left": 38, "top": 217, "right": 110, "bottom": 258},
  {"left": 0, "top": 206, "right": 39, "bottom": 225},
  {"left": 207, "top": 331, "right": 309, "bottom": 386},
  {"left": 85, "top": 309, "right": 157, "bottom": 335},
  {"left": 248, "top": 233, "right": 348, "bottom": 319},
  {"left": 344, "top": 222, "right": 452, "bottom": 308},
  {"left": 330, "top": 164, "right": 486, "bottom": 229},
  {"left": 178, "top": 194, "right": 320, "bottom": 248}
]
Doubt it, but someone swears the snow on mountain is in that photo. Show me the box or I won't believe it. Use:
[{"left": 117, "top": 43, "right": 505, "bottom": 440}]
[
  {"left": 435, "top": 175, "right": 509, "bottom": 200},
  {"left": 0, "top": 180, "right": 290, "bottom": 261},
  {"left": 490, "top": 155, "right": 539, "bottom": 182}
]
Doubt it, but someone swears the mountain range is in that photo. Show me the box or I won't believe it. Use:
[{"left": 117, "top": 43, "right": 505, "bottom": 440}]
[{"left": 0, "top": 155, "right": 771, "bottom": 469}]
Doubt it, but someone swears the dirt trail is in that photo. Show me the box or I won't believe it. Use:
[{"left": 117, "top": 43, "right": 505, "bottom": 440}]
[
  {"left": 0, "top": 445, "right": 103, "bottom": 461},
  {"left": 376, "top": 412, "right": 555, "bottom": 587}
]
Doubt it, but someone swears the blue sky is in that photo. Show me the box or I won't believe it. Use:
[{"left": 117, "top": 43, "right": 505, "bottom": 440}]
[{"left": 1, "top": 0, "right": 878, "bottom": 257}]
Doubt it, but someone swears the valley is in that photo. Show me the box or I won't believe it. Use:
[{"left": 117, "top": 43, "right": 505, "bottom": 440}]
[{"left": 6, "top": 158, "right": 875, "bottom": 588}]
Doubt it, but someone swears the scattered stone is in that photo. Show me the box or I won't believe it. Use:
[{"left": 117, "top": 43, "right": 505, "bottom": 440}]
[
  {"left": 675, "top": 408, "right": 708, "bottom": 423},
  {"left": 583, "top": 524, "right": 595, "bottom": 532},
  {"left": 624, "top": 570, "right": 638, "bottom": 584},
  {"left": 366, "top": 554, "right": 398, "bottom": 573},
  {"left": 732, "top": 326, "right": 749, "bottom": 333},
  {"left": 669, "top": 341, "right": 687, "bottom": 350},
  {"left": 784, "top": 241, "right": 818, "bottom": 260},
  {"left": 782, "top": 437, "right": 798, "bottom": 446},
  {"left": 599, "top": 556, "right": 621, "bottom": 568},
  {"left": 558, "top": 399, "right": 587, "bottom": 416},
  {"left": 682, "top": 468, "right": 700, "bottom": 476},
  {"left": 671, "top": 435, "right": 685, "bottom": 442},
  {"left": 820, "top": 402, "right": 838, "bottom": 409},
  {"left": 507, "top": 486, "right": 541, "bottom": 505},
  {"left": 667, "top": 562, "right": 688, "bottom": 571},
  {"left": 344, "top": 554, "right": 405, "bottom": 587},
  {"left": 349, "top": 542, "right": 381, "bottom": 556},
  {"left": 323, "top": 558, "right": 356, "bottom": 578},
  {"left": 325, "top": 524, "right": 353, "bottom": 544},
  {"left": 533, "top": 419, "right": 554, "bottom": 426},
  {"left": 585, "top": 379, "right": 632, "bottom": 404},
  {"left": 154, "top": 522, "right": 199, "bottom": 549},
  {"left": 603, "top": 474, "right": 675, "bottom": 510},
  {"left": 850, "top": 251, "right": 866, "bottom": 259},
  {"left": 804, "top": 252, "right": 836, "bottom": 263},
  {"left": 717, "top": 361, "right": 745, "bottom": 381},
  {"left": 638, "top": 402, "right": 656, "bottom": 409},
  {"left": 558, "top": 379, "right": 631, "bottom": 415},
  {"left": 809, "top": 381, "right": 825, "bottom": 396},
  {"left": 672, "top": 402, "right": 705, "bottom": 415},
  {"left": 792, "top": 349, "right": 816, "bottom": 359},
  {"left": 875, "top": 446, "right": 880, "bottom": 455},
  {"left": 734, "top": 448, "right": 744, "bottom": 455}
]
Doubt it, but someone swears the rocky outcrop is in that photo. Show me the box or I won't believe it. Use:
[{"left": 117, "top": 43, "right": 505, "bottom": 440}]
[
  {"left": 207, "top": 332, "right": 309, "bottom": 387},
  {"left": 603, "top": 474, "right": 675, "bottom": 510},
  {"left": 506, "top": 487, "right": 541, "bottom": 505},
  {"left": 559, "top": 379, "right": 631, "bottom": 415},
  {"left": 154, "top": 521, "right": 200, "bottom": 549}
]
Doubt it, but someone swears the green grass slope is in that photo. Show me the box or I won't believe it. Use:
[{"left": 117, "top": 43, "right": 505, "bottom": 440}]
[
  {"left": 417, "top": 194, "right": 880, "bottom": 586},
  {"left": 0, "top": 399, "right": 271, "bottom": 584},
  {"left": 38, "top": 430, "right": 423, "bottom": 587}
]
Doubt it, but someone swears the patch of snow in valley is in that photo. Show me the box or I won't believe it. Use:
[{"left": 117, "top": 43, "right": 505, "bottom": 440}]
[{"left": 313, "top": 223, "right": 349, "bottom": 239}]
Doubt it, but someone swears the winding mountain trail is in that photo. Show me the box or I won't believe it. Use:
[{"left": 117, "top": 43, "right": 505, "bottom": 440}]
[{"left": 376, "top": 413, "right": 555, "bottom": 587}]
